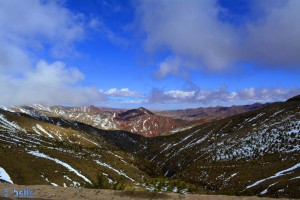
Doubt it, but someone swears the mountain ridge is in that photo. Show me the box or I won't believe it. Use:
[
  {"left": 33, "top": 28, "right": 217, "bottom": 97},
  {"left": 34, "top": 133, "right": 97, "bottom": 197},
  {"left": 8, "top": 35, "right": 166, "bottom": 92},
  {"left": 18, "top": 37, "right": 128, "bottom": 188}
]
[{"left": 2, "top": 102, "right": 267, "bottom": 137}]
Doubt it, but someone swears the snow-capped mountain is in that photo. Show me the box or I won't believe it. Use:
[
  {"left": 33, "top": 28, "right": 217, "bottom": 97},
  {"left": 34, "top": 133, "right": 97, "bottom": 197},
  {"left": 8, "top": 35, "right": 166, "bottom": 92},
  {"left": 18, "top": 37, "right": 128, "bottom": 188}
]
[
  {"left": 4, "top": 105, "right": 186, "bottom": 137},
  {"left": 4, "top": 103, "right": 266, "bottom": 138}
]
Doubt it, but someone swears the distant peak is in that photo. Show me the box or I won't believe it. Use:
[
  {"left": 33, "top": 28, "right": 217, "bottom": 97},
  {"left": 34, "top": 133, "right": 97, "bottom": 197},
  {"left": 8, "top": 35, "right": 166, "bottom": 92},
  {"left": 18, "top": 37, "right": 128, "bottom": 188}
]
[
  {"left": 252, "top": 102, "right": 262, "bottom": 106},
  {"left": 117, "top": 107, "right": 154, "bottom": 120},
  {"left": 137, "top": 107, "right": 154, "bottom": 115}
]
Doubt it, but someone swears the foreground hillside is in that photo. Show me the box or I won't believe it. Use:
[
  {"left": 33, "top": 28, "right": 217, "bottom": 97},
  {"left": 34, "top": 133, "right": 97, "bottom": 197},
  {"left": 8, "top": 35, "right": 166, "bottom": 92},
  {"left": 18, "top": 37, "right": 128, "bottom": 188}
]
[
  {"left": 141, "top": 97, "right": 300, "bottom": 198},
  {"left": 0, "top": 108, "right": 198, "bottom": 193},
  {"left": 0, "top": 96, "right": 299, "bottom": 198}
]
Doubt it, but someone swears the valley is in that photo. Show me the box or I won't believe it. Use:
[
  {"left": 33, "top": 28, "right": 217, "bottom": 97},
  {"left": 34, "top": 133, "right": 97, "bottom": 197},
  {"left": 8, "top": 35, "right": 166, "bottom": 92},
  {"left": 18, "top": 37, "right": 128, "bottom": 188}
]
[{"left": 0, "top": 96, "right": 299, "bottom": 199}]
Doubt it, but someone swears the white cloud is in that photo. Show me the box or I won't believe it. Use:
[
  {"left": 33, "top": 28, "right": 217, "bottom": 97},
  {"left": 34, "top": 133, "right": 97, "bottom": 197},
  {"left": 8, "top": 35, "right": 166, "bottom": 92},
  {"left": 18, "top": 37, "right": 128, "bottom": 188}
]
[
  {"left": 0, "top": 1, "right": 106, "bottom": 106},
  {"left": 0, "top": 0, "right": 83, "bottom": 41},
  {"left": 239, "top": 87, "right": 256, "bottom": 100},
  {"left": 0, "top": 60, "right": 105, "bottom": 106},
  {"left": 243, "top": 0, "right": 300, "bottom": 67},
  {"left": 0, "top": 0, "right": 85, "bottom": 64},
  {"left": 239, "top": 87, "right": 300, "bottom": 102},
  {"left": 136, "top": 0, "right": 238, "bottom": 73},
  {"left": 136, "top": 0, "right": 300, "bottom": 76},
  {"left": 164, "top": 90, "right": 195, "bottom": 99},
  {"left": 100, "top": 88, "right": 143, "bottom": 98},
  {"left": 155, "top": 57, "right": 181, "bottom": 78},
  {"left": 0, "top": 40, "right": 32, "bottom": 73},
  {"left": 148, "top": 86, "right": 300, "bottom": 106}
]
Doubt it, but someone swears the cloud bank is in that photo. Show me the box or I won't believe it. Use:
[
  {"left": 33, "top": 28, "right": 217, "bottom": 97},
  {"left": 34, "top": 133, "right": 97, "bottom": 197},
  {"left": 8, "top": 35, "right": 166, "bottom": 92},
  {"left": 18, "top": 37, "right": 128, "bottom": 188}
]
[
  {"left": 0, "top": 0, "right": 103, "bottom": 106},
  {"left": 136, "top": 0, "right": 300, "bottom": 77},
  {"left": 0, "top": 61, "right": 105, "bottom": 106},
  {"left": 148, "top": 87, "right": 300, "bottom": 106},
  {"left": 0, "top": 0, "right": 84, "bottom": 66}
]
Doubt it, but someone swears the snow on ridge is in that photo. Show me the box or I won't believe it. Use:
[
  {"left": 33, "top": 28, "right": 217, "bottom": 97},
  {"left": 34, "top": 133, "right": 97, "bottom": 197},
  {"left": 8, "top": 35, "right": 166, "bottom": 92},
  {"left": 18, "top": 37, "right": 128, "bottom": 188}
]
[
  {"left": 81, "top": 137, "right": 101, "bottom": 147},
  {"left": 0, "top": 106, "right": 13, "bottom": 112},
  {"left": 161, "top": 129, "right": 203, "bottom": 153},
  {"left": 170, "top": 126, "right": 193, "bottom": 134},
  {"left": 95, "top": 160, "right": 135, "bottom": 181},
  {"left": 32, "top": 126, "right": 43, "bottom": 136},
  {"left": 18, "top": 108, "right": 31, "bottom": 115},
  {"left": 36, "top": 124, "right": 54, "bottom": 138},
  {"left": 271, "top": 110, "right": 284, "bottom": 117},
  {"left": 0, "top": 114, "right": 26, "bottom": 133},
  {"left": 0, "top": 167, "right": 13, "bottom": 183},
  {"left": 245, "top": 163, "right": 300, "bottom": 190},
  {"left": 28, "top": 151, "right": 92, "bottom": 184},
  {"left": 64, "top": 175, "right": 81, "bottom": 187},
  {"left": 32, "top": 104, "right": 52, "bottom": 112},
  {"left": 260, "top": 182, "right": 277, "bottom": 195},
  {"left": 244, "top": 113, "right": 265, "bottom": 124},
  {"left": 290, "top": 176, "right": 300, "bottom": 180},
  {"left": 229, "top": 173, "right": 237, "bottom": 178},
  {"left": 51, "top": 182, "right": 58, "bottom": 186}
]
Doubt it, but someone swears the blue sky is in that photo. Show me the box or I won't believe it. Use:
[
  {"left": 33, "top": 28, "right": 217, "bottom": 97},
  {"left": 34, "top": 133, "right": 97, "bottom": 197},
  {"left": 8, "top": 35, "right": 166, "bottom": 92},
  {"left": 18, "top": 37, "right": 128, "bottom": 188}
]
[{"left": 0, "top": 0, "right": 300, "bottom": 109}]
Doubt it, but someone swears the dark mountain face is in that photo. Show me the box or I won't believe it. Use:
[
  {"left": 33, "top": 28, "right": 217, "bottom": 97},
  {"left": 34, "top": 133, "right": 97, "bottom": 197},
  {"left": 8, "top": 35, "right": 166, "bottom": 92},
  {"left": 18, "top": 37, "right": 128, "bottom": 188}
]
[{"left": 117, "top": 107, "right": 154, "bottom": 120}]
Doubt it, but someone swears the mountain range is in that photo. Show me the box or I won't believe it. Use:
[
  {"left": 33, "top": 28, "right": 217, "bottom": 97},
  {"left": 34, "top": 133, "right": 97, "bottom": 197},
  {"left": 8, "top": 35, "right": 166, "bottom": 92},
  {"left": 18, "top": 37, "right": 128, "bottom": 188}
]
[
  {"left": 0, "top": 96, "right": 299, "bottom": 198},
  {"left": 2, "top": 102, "right": 265, "bottom": 137}
]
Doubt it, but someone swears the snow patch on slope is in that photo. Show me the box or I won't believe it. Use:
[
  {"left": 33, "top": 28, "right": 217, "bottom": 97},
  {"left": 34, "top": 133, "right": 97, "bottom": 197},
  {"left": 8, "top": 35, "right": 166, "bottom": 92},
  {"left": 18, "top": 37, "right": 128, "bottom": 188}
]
[
  {"left": 28, "top": 151, "right": 92, "bottom": 184},
  {"left": 95, "top": 160, "right": 135, "bottom": 181},
  {"left": 36, "top": 124, "right": 54, "bottom": 138},
  {"left": 0, "top": 114, "right": 26, "bottom": 133},
  {"left": 245, "top": 163, "right": 300, "bottom": 190},
  {"left": 0, "top": 167, "right": 13, "bottom": 183}
]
